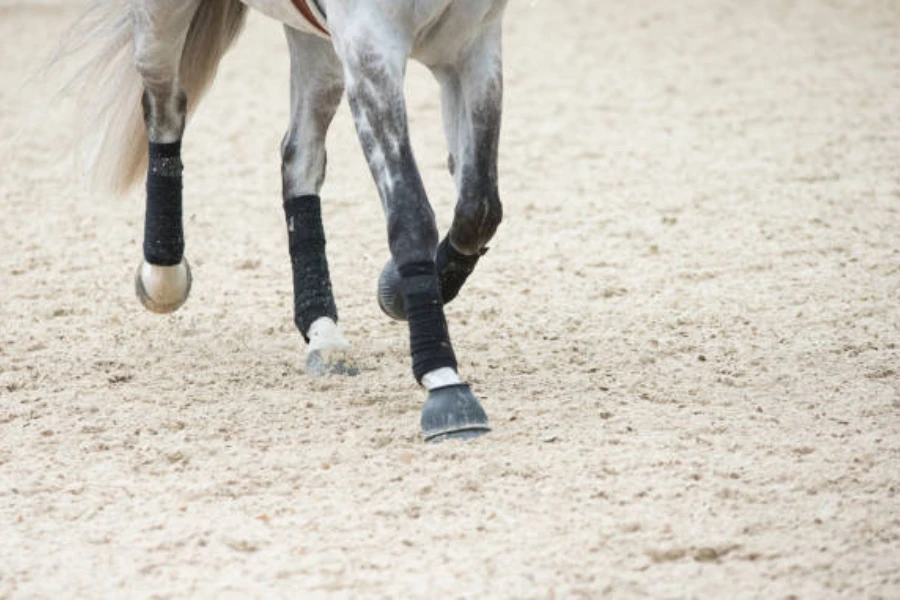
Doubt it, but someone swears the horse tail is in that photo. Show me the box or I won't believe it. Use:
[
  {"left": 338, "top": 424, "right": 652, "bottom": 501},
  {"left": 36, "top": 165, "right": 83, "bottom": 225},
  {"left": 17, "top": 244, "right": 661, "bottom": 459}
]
[{"left": 61, "top": 0, "right": 248, "bottom": 195}]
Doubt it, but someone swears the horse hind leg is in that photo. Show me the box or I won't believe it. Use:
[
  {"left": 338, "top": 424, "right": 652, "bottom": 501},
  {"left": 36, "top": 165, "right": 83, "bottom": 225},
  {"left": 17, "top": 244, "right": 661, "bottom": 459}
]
[
  {"left": 132, "top": 0, "right": 203, "bottom": 313},
  {"left": 281, "top": 28, "right": 357, "bottom": 377}
]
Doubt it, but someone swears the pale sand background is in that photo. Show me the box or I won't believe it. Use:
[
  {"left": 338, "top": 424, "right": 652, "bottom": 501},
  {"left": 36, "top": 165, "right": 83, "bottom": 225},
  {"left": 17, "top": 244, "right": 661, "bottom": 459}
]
[{"left": 1, "top": 1, "right": 899, "bottom": 598}]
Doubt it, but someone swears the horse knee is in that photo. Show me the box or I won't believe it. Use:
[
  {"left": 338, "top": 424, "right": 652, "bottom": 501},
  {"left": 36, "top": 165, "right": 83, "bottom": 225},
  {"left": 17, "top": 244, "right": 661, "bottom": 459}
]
[{"left": 450, "top": 190, "right": 502, "bottom": 256}]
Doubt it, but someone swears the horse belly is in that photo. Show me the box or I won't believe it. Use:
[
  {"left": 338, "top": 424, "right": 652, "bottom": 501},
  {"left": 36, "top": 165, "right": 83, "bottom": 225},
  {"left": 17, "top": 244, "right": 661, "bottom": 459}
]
[
  {"left": 240, "top": 0, "right": 326, "bottom": 37},
  {"left": 411, "top": 0, "right": 506, "bottom": 64}
]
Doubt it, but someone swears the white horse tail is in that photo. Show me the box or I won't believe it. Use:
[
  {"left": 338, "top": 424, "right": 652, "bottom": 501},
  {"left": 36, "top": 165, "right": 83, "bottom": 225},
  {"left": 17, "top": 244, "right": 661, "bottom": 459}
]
[{"left": 61, "top": 0, "right": 248, "bottom": 195}]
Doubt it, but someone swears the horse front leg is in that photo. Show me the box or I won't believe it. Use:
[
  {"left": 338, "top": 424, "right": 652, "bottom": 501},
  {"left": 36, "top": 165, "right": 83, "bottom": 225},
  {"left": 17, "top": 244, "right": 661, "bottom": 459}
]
[
  {"left": 435, "top": 21, "right": 504, "bottom": 304},
  {"left": 376, "top": 22, "right": 504, "bottom": 320},
  {"left": 281, "top": 28, "right": 356, "bottom": 377},
  {"left": 132, "top": 0, "right": 203, "bottom": 314},
  {"left": 331, "top": 26, "right": 490, "bottom": 441}
]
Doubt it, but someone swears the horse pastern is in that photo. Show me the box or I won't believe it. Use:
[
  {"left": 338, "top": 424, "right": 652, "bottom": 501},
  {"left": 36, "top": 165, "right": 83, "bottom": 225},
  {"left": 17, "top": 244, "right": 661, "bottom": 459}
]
[
  {"left": 307, "top": 317, "right": 351, "bottom": 349},
  {"left": 304, "top": 317, "right": 358, "bottom": 376}
]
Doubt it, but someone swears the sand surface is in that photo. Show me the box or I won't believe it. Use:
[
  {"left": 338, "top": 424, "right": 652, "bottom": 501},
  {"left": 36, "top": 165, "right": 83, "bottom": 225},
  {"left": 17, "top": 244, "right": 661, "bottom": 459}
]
[{"left": 1, "top": 1, "right": 899, "bottom": 597}]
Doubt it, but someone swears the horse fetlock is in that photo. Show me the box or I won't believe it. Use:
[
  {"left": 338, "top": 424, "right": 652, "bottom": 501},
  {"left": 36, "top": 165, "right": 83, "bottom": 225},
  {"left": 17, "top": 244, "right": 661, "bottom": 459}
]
[
  {"left": 450, "top": 193, "right": 502, "bottom": 256},
  {"left": 399, "top": 262, "right": 458, "bottom": 383},
  {"left": 284, "top": 195, "right": 339, "bottom": 339},
  {"left": 144, "top": 141, "right": 184, "bottom": 266},
  {"left": 135, "top": 258, "right": 192, "bottom": 314},
  {"left": 437, "top": 236, "right": 484, "bottom": 304}
]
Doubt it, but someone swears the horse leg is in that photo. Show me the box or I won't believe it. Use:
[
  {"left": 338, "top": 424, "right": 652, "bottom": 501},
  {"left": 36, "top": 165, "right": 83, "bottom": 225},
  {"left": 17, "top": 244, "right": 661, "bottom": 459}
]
[
  {"left": 281, "top": 28, "right": 356, "bottom": 377},
  {"left": 132, "top": 0, "right": 202, "bottom": 314},
  {"left": 329, "top": 16, "right": 490, "bottom": 441},
  {"left": 434, "top": 22, "right": 504, "bottom": 302},
  {"left": 376, "top": 22, "right": 504, "bottom": 320}
]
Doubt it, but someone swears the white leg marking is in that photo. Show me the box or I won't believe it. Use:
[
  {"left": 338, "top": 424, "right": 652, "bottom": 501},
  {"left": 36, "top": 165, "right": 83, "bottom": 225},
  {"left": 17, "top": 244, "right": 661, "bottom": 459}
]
[
  {"left": 307, "top": 316, "right": 351, "bottom": 353},
  {"left": 305, "top": 316, "right": 358, "bottom": 377},
  {"left": 421, "top": 367, "right": 462, "bottom": 391}
]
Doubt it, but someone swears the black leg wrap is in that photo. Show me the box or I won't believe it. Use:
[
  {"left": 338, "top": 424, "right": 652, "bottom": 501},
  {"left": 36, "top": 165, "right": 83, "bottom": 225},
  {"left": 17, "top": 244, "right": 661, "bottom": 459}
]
[
  {"left": 144, "top": 141, "right": 184, "bottom": 266},
  {"left": 284, "top": 195, "right": 338, "bottom": 342},
  {"left": 436, "top": 236, "right": 484, "bottom": 305},
  {"left": 399, "top": 261, "right": 458, "bottom": 383}
]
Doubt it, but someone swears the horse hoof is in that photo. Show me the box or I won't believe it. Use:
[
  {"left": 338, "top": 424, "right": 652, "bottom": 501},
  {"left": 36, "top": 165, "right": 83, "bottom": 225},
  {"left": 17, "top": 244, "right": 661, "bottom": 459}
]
[
  {"left": 135, "top": 258, "right": 192, "bottom": 314},
  {"left": 305, "top": 317, "right": 359, "bottom": 377},
  {"left": 377, "top": 258, "right": 406, "bottom": 321},
  {"left": 421, "top": 384, "right": 490, "bottom": 443},
  {"left": 306, "top": 349, "right": 360, "bottom": 377}
]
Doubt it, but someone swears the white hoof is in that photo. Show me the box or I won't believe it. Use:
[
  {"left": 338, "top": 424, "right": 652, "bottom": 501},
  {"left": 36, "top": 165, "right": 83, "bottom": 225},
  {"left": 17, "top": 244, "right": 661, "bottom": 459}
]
[
  {"left": 305, "top": 317, "right": 358, "bottom": 377},
  {"left": 135, "top": 258, "right": 192, "bottom": 314}
]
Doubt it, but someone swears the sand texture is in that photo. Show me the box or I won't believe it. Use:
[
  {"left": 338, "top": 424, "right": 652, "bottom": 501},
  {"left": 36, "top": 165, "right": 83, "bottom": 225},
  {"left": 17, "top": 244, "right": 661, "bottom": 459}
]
[{"left": 1, "top": 0, "right": 899, "bottom": 597}]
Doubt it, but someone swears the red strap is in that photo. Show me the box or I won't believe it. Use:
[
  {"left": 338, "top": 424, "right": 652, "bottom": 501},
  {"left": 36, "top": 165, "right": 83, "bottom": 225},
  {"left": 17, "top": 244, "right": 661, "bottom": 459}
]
[{"left": 290, "top": 0, "right": 330, "bottom": 37}]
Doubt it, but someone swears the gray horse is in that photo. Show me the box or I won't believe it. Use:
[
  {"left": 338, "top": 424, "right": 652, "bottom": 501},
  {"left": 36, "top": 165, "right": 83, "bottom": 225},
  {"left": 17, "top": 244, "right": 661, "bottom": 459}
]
[{"left": 62, "top": 0, "right": 507, "bottom": 441}]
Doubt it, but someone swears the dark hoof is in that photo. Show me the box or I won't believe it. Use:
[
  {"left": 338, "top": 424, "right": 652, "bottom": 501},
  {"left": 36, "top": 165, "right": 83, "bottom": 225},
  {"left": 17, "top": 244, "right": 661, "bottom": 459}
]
[
  {"left": 377, "top": 258, "right": 406, "bottom": 321},
  {"left": 421, "top": 384, "right": 490, "bottom": 443}
]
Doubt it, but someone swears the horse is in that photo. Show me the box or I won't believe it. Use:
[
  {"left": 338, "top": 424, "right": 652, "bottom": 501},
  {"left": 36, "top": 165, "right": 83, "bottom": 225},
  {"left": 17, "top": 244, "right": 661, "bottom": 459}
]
[{"left": 60, "top": 0, "right": 508, "bottom": 442}]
